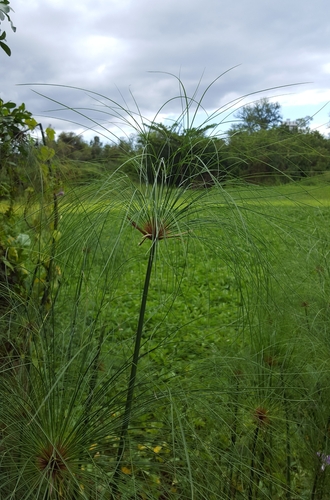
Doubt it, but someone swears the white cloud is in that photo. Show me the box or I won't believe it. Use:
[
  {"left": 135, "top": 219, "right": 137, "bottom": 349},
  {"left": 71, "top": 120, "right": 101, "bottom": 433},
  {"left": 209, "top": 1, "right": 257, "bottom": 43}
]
[{"left": 276, "top": 90, "right": 330, "bottom": 108}]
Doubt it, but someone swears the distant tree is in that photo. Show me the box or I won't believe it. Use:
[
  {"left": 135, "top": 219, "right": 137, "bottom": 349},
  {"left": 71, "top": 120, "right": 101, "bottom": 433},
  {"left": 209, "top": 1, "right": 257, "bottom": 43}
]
[
  {"left": 55, "top": 132, "right": 92, "bottom": 161},
  {"left": 231, "top": 99, "right": 282, "bottom": 134},
  {"left": 136, "top": 122, "right": 226, "bottom": 185},
  {"left": 295, "top": 116, "right": 313, "bottom": 132},
  {"left": 98, "top": 137, "right": 135, "bottom": 177},
  {"left": 90, "top": 136, "right": 103, "bottom": 160},
  {"left": 225, "top": 124, "right": 330, "bottom": 183},
  {"left": 281, "top": 116, "right": 313, "bottom": 133},
  {"left": 0, "top": 0, "right": 16, "bottom": 56},
  {"left": 103, "top": 137, "right": 134, "bottom": 162}
]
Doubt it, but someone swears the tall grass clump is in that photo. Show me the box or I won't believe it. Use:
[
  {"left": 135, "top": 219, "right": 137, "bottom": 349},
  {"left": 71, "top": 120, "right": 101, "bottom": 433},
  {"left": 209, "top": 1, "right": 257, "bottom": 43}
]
[{"left": 1, "top": 73, "right": 330, "bottom": 499}]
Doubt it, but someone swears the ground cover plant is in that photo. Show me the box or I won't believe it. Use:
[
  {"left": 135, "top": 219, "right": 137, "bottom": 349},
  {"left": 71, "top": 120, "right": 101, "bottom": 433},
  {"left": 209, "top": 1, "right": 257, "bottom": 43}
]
[{"left": 1, "top": 75, "right": 330, "bottom": 499}]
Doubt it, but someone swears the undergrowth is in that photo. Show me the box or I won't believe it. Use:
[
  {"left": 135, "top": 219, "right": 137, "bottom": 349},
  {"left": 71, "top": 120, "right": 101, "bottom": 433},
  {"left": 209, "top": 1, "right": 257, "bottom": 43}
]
[{"left": 1, "top": 74, "right": 330, "bottom": 499}]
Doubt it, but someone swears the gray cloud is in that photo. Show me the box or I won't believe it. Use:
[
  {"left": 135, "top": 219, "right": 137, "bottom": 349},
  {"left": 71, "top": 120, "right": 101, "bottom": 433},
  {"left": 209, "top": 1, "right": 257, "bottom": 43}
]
[{"left": 1, "top": 0, "right": 329, "bottom": 139}]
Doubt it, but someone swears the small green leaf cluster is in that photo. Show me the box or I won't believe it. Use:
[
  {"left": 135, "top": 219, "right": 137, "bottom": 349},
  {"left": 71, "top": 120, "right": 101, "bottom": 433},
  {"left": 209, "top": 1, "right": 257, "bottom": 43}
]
[
  {"left": 0, "top": 100, "right": 57, "bottom": 197},
  {"left": 0, "top": 0, "right": 16, "bottom": 56},
  {"left": 3, "top": 75, "right": 330, "bottom": 498},
  {"left": 0, "top": 99, "right": 37, "bottom": 155},
  {"left": 0, "top": 211, "right": 30, "bottom": 309}
]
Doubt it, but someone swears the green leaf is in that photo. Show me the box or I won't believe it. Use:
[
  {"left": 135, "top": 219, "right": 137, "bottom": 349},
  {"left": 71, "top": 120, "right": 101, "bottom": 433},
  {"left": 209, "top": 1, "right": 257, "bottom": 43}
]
[
  {"left": 2, "top": 257, "right": 14, "bottom": 270},
  {"left": 0, "top": 40, "right": 11, "bottom": 56},
  {"left": 46, "top": 127, "right": 55, "bottom": 141},
  {"left": 0, "top": 6, "right": 9, "bottom": 16},
  {"left": 52, "top": 230, "right": 62, "bottom": 242},
  {"left": 5, "top": 102, "right": 16, "bottom": 109},
  {"left": 24, "top": 117, "right": 38, "bottom": 130},
  {"left": 38, "top": 145, "right": 55, "bottom": 162},
  {"left": 15, "top": 234, "right": 31, "bottom": 248}
]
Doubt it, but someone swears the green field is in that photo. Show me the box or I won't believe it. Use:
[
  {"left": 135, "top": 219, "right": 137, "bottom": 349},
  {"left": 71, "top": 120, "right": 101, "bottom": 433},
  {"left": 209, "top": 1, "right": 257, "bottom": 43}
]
[{"left": 2, "top": 178, "right": 330, "bottom": 499}]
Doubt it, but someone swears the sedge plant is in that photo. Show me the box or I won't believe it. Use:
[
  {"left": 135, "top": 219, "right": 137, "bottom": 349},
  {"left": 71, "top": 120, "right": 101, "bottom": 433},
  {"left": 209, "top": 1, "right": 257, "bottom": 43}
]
[{"left": 2, "top": 72, "right": 330, "bottom": 499}]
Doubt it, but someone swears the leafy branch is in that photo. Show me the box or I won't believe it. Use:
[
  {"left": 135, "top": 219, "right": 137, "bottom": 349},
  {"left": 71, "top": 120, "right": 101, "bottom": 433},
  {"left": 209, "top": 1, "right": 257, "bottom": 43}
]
[{"left": 0, "top": 0, "right": 16, "bottom": 56}]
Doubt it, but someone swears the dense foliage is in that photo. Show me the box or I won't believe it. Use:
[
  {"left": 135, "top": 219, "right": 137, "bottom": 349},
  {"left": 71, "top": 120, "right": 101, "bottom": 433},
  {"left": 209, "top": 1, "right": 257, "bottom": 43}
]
[
  {"left": 45, "top": 99, "right": 330, "bottom": 185},
  {"left": 135, "top": 122, "right": 225, "bottom": 186},
  {"left": 0, "top": 99, "right": 58, "bottom": 317},
  {"left": 1, "top": 81, "right": 330, "bottom": 498},
  {"left": 2, "top": 176, "right": 330, "bottom": 499},
  {"left": 225, "top": 125, "right": 330, "bottom": 182}
]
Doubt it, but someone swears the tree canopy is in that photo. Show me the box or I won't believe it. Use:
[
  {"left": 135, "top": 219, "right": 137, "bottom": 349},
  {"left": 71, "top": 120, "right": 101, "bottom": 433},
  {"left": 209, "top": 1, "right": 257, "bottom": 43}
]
[
  {"left": 136, "top": 122, "right": 226, "bottom": 186},
  {"left": 231, "top": 98, "right": 282, "bottom": 134}
]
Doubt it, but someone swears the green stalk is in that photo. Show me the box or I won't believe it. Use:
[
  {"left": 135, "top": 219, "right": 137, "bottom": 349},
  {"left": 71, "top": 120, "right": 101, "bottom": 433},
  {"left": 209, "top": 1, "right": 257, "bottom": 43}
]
[
  {"left": 226, "top": 374, "right": 240, "bottom": 499},
  {"left": 248, "top": 426, "right": 259, "bottom": 500},
  {"left": 280, "top": 370, "right": 292, "bottom": 500},
  {"left": 38, "top": 122, "right": 56, "bottom": 313},
  {"left": 111, "top": 239, "right": 157, "bottom": 495},
  {"left": 311, "top": 415, "right": 330, "bottom": 500},
  {"left": 40, "top": 192, "right": 58, "bottom": 310}
]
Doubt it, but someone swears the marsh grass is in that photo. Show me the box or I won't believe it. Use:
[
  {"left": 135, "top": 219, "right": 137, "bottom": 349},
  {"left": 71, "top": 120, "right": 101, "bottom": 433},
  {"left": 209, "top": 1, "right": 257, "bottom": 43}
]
[{"left": 2, "top": 74, "right": 330, "bottom": 499}]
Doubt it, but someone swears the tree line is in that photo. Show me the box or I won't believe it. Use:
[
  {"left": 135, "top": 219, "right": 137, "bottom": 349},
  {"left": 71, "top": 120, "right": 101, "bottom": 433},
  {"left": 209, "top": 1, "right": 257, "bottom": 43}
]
[
  {"left": 1, "top": 98, "right": 330, "bottom": 192},
  {"left": 49, "top": 99, "right": 330, "bottom": 185}
]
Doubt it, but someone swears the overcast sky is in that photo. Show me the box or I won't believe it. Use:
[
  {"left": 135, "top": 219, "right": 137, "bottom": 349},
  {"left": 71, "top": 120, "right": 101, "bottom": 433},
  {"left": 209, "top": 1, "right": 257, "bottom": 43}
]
[{"left": 1, "top": 0, "right": 330, "bottom": 142}]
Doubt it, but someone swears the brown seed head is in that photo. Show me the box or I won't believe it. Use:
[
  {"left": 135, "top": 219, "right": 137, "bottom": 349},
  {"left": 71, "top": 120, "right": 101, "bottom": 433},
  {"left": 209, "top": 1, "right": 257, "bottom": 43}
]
[
  {"left": 130, "top": 217, "right": 174, "bottom": 245},
  {"left": 36, "top": 443, "right": 68, "bottom": 479},
  {"left": 263, "top": 355, "right": 278, "bottom": 367},
  {"left": 253, "top": 407, "right": 270, "bottom": 427}
]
